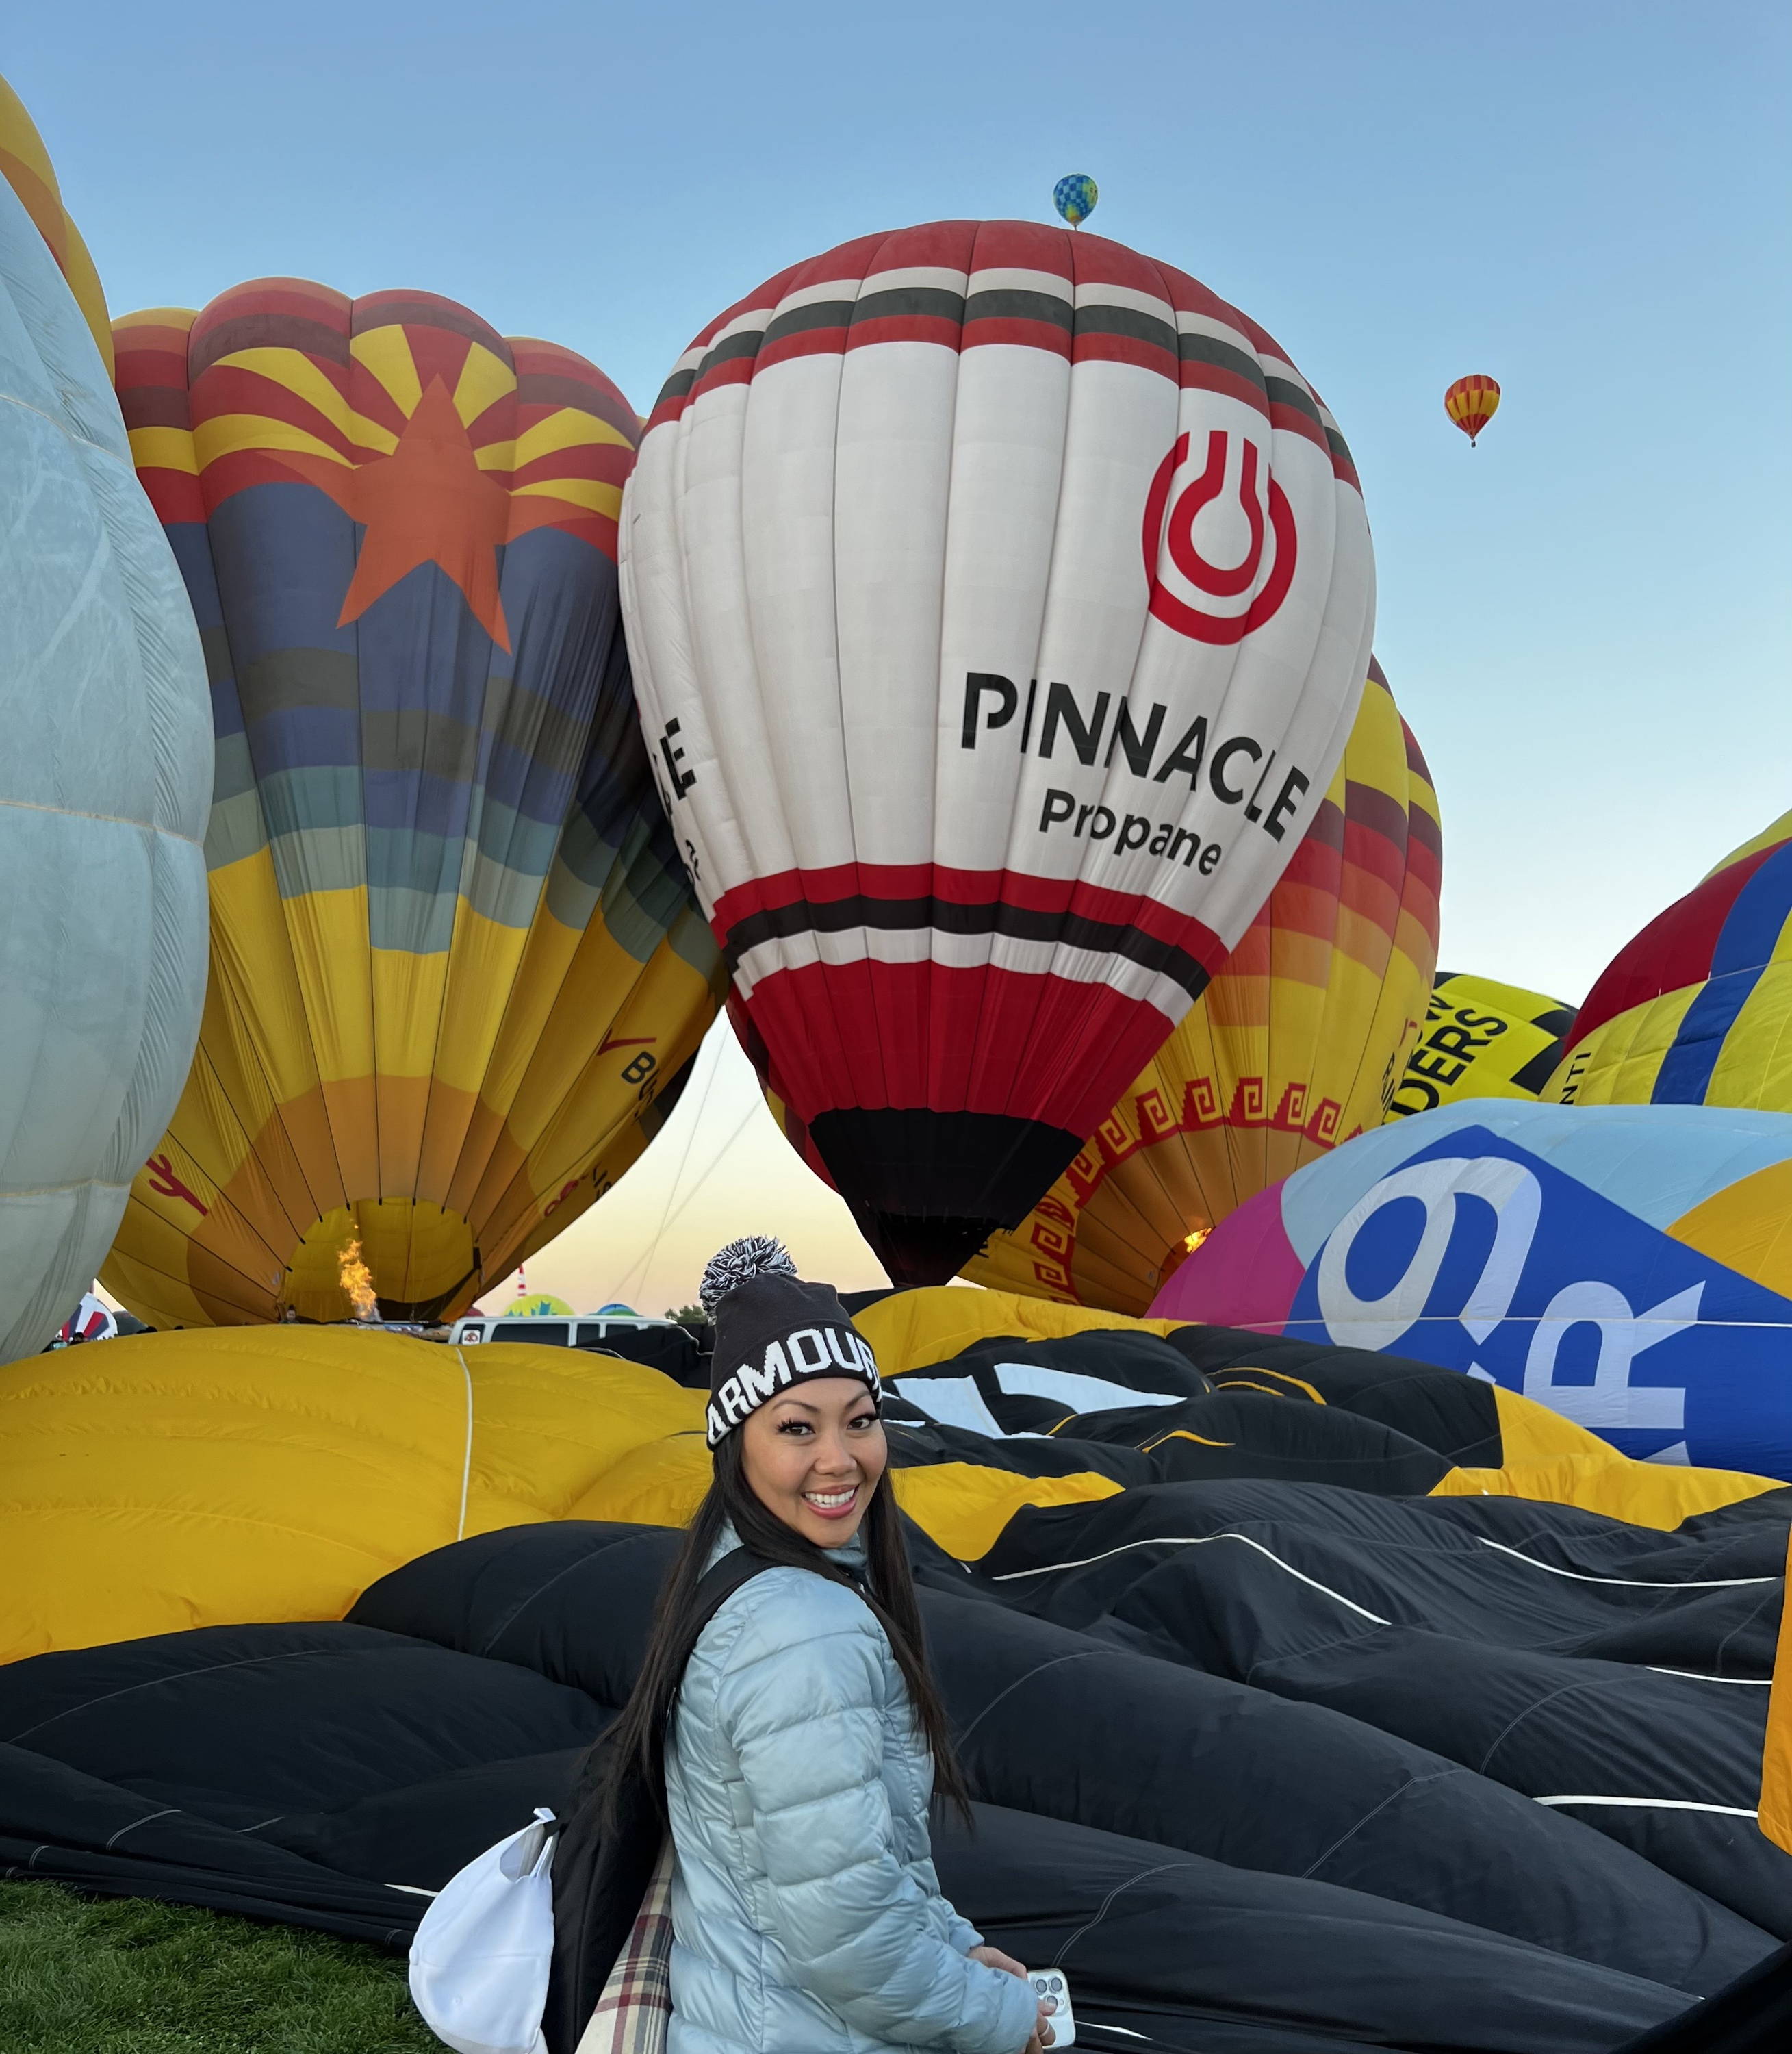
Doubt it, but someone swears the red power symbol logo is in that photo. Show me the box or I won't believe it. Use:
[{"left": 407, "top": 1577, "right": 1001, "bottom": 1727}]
[{"left": 1142, "top": 430, "right": 1297, "bottom": 645}]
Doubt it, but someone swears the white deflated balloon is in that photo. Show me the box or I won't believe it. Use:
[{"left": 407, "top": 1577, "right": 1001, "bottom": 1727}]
[{"left": 0, "top": 181, "right": 210, "bottom": 1359}]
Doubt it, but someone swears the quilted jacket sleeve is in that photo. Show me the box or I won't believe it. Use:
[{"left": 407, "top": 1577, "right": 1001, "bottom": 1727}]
[{"left": 715, "top": 1582, "right": 1036, "bottom": 2054}]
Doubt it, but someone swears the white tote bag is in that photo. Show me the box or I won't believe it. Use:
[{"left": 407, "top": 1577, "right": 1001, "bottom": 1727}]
[{"left": 410, "top": 1808, "right": 559, "bottom": 2054}]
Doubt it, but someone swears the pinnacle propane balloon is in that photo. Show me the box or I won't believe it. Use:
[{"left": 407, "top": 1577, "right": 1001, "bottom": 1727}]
[
  {"left": 622, "top": 221, "right": 1377, "bottom": 1285},
  {"left": 102, "top": 283, "right": 721, "bottom": 1330},
  {"left": 967, "top": 660, "right": 1439, "bottom": 1313}
]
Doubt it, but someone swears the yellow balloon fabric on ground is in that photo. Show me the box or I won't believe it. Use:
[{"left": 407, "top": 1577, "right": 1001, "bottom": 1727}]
[
  {"left": 1550, "top": 807, "right": 1792, "bottom": 1113},
  {"left": 1385, "top": 972, "right": 1578, "bottom": 1119},
  {"left": 0, "top": 1329, "right": 705, "bottom": 1663},
  {"left": 100, "top": 287, "right": 722, "bottom": 1328},
  {"left": 0, "top": 75, "right": 112, "bottom": 374},
  {"left": 964, "top": 662, "right": 1441, "bottom": 1315},
  {"left": 2, "top": 1308, "right": 1780, "bottom": 1664}
]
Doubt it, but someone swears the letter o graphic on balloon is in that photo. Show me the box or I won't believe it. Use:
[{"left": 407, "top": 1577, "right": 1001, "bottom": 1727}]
[{"left": 1142, "top": 430, "right": 1297, "bottom": 645}]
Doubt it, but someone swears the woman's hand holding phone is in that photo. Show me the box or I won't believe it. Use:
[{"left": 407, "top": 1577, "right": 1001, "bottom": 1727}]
[{"left": 968, "top": 1946, "right": 1055, "bottom": 2050}]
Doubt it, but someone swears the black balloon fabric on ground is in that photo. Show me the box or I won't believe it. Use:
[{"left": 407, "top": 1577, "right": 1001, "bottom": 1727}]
[{"left": 1, "top": 1325, "right": 1789, "bottom": 2051}]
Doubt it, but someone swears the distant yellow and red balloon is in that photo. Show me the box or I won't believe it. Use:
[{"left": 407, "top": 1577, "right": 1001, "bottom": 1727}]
[{"left": 1444, "top": 375, "right": 1500, "bottom": 446}]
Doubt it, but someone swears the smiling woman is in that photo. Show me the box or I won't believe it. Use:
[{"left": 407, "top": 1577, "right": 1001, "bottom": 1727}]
[
  {"left": 550, "top": 1237, "right": 1048, "bottom": 2054},
  {"left": 736, "top": 1350, "right": 887, "bottom": 1545}
]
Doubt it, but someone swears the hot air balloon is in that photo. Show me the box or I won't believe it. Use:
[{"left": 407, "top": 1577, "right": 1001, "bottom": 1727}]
[
  {"left": 55, "top": 1293, "right": 118, "bottom": 1346},
  {"left": 963, "top": 660, "right": 1438, "bottom": 1312},
  {"left": 1550, "top": 809, "right": 1792, "bottom": 1112},
  {"left": 0, "top": 84, "right": 211, "bottom": 1366},
  {"left": 1153, "top": 1099, "right": 1792, "bottom": 1480},
  {"left": 1053, "top": 173, "right": 1098, "bottom": 229},
  {"left": 623, "top": 221, "right": 1377, "bottom": 1285},
  {"left": 1444, "top": 375, "right": 1499, "bottom": 446},
  {"left": 0, "top": 75, "right": 113, "bottom": 375},
  {"left": 1386, "top": 972, "right": 1577, "bottom": 1119},
  {"left": 100, "top": 283, "right": 722, "bottom": 1330}
]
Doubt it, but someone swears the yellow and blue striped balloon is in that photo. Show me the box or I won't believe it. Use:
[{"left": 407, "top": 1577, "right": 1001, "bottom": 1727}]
[
  {"left": 1053, "top": 173, "right": 1098, "bottom": 228},
  {"left": 1550, "top": 809, "right": 1792, "bottom": 1111}
]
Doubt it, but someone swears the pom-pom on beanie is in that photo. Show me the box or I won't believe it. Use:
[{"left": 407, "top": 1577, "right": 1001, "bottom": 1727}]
[{"left": 698, "top": 1236, "right": 881, "bottom": 1449}]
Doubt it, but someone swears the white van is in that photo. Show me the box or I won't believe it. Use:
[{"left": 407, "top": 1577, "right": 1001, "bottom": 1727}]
[{"left": 448, "top": 1311, "right": 704, "bottom": 1386}]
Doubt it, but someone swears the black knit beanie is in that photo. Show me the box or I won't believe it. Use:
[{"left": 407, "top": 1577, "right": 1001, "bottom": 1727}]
[{"left": 698, "top": 1237, "right": 881, "bottom": 1449}]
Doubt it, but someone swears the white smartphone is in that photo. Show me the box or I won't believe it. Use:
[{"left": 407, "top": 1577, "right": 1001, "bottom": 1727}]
[{"left": 1028, "top": 1968, "right": 1076, "bottom": 2049}]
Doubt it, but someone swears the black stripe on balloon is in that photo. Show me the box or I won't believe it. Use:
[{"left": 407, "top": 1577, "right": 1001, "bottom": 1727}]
[
  {"left": 693, "top": 328, "right": 768, "bottom": 381},
  {"left": 762, "top": 300, "right": 855, "bottom": 345},
  {"left": 1073, "top": 303, "right": 1178, "bottom": 355},
  {"left": 964, "top": 288, "right": 1075, "bottom": 332},
  {"left": 1177, "top": 331, "right": 1268, "bottom": 392},
  {"left": 856, "top": 286, "right": 970, "bottom": 325},
  {"left": 721, "top": 892, "right": 1212, "bottom": 1002},
  {"left": 1512, "top": 1039, "right": 1571, "bottom": 1095},
  {"left": 1265, "top": 376, "right": 1323, "bottom": 426}
]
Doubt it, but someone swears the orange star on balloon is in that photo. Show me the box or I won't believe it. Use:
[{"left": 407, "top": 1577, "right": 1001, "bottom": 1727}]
[{"left": 290, "top": 374, "right": 514, "bottom": 650}]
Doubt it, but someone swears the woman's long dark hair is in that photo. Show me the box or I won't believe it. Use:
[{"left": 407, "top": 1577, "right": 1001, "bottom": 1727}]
[{"left": 581, "top": 1428, "right": 971, "bottom": 1829}]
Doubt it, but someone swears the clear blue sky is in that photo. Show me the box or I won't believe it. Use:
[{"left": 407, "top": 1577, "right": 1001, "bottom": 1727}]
[{"left": 18, "top": 1, "right": 1789, "bottom": 1304}]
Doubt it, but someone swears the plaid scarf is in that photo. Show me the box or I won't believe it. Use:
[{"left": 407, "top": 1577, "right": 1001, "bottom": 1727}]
[{"left": 575, "top": 1840, "right": 675, "bottom": 2054}]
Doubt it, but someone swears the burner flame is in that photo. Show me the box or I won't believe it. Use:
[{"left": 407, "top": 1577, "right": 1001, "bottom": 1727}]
[
  {"left": 1183, "top": 1226, "right": 1212, "bottom": 1255},
  {"left": 337, "top": 1236, "right": 378, "bottom": 1321}
]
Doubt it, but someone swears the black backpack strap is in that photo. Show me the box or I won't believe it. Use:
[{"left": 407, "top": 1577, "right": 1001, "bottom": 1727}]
[
  {"left": 689, "top": 1544, "right": 781, "bottom": 1623},
  {"left": 543, "top": 1547, "right": 776, "bottom": 2054}
]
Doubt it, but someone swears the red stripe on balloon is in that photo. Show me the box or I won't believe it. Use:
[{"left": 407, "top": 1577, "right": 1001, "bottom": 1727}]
[
  {"left": 1565, "top": 844, "right": 1785, "bottom": 1052},
  {"left": 738, "top": 956, "right": 1190, "bottom": 1140}
]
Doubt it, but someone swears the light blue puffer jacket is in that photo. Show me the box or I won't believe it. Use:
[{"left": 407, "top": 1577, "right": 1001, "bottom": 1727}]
[{"left": 663, "top": 1528, "right": 1036, "bottom": 2054}]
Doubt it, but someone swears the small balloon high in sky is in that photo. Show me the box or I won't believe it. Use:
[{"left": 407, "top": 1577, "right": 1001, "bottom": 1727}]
[
  {"left": 1444, "top": 373, "right": 1501, "bottom": 446},
  {"left": 1053, "top": 172, "right": 1098, "bottom": 228}
]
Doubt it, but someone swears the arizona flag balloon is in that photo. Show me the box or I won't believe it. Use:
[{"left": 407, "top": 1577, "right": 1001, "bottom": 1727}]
[
  {"left": 624, "top": 222, "right": 1375, "bottom": 1284},
  {"left": 1444, "top": 375, "right": 1500, "bottom": 446},
  {"left": 102, "top": 283, "right": 721, "bottom": 1330}
]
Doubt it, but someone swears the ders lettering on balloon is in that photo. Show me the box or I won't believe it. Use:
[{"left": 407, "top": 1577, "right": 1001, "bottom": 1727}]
[{"left": 1142, "top": 431, "right": 1297, "bottom": 645}]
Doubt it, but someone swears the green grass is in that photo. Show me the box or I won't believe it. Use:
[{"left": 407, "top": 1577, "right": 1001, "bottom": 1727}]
[{"left": 0, "top": 1881, "right": 437, "bottom": 2053}]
